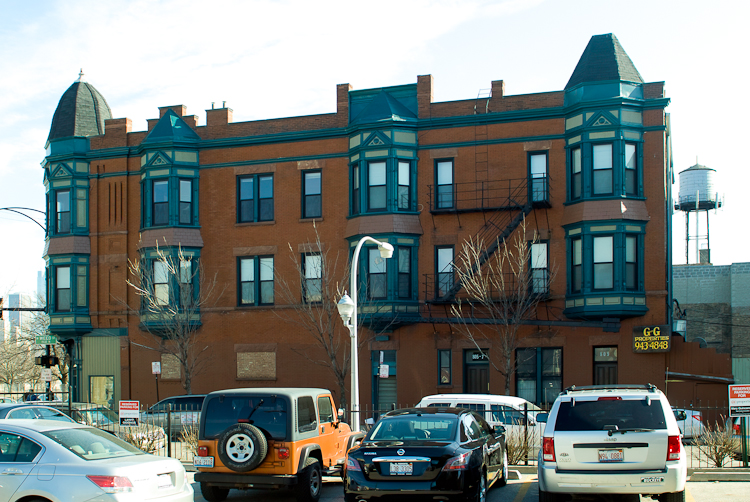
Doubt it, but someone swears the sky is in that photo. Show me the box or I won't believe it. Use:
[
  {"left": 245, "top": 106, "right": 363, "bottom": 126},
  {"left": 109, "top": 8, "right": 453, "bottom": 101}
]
[{"left": 1, "top": 0, "right": 748, "bottom": 297}]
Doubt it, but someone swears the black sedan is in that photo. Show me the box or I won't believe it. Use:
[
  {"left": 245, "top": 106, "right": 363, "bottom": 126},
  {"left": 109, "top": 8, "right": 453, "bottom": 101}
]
[{"left": 343, "top": 407, "right": 508, "bottom": 502}]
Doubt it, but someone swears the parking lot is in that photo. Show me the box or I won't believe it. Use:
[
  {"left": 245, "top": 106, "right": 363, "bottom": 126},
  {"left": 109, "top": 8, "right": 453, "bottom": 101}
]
[{"left": 189, "top": 471, "right": 750, "bottom": 502}]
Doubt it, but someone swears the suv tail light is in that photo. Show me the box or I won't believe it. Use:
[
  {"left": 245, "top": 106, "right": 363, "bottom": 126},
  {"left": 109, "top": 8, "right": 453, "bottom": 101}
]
[
  {"left": 667, "top": 435, "right": 681, "bottom": 461},
  {"left": 198, "top": 446, "right": 208, "bottom": 457},
  {"left": 597, "top": 396, "right": 622, "bottom": 401},
  {"left": 542, "top": 437, "right": 555, "bottom": 462},
  {"left": 442, "top": 452, "right": 470, "bottom": 471},
  {"left": 734, "top": 423, "right": 741, "bottom": 434},
  {"left": 87, "top": 475, "right": 134, "bottom": 493},
  {"left": 278, "top": 447, "right": 290, "bottom": 459}
]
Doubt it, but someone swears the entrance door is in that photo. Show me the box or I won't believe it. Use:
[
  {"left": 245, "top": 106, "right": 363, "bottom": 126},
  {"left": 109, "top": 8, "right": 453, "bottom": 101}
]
[{"left": 464, "top": 349, "right": 490, "bottom": 394}]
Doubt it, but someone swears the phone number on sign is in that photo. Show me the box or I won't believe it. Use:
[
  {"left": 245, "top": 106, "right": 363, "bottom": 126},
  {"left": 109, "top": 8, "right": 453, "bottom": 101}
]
[{"left": 634, "top": 340, "right": 670, "bottom": 351}]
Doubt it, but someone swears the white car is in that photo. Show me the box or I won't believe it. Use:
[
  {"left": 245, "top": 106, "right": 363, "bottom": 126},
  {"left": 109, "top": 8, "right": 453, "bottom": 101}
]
[
  {"left": 416, "top": 393, "right": 541, "bottom": 429},
  {"left": 0, "top": 419, "right": 193, "bottom": 501},
  {"left": 672, "top": 408, "right": 705, "bottom": 440},
  {"left": 537, "top": 384, "right": 687, "bottom": 502}
]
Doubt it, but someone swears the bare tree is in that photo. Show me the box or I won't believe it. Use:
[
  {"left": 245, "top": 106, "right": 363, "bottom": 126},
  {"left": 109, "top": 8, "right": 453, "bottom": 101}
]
[
  {"left": 126, "top": 241, "right": 223, "bottom": 394},
  {"left": 274, "top": 225, "right": 352, "bottom": 405},
  {"left": 275, "top": 225, "right": 399, "bottom": 407},
  {"left": 450, "top": 218, "right": 556, "bottom": 395},
  {"left": 0, "top": 338, "right": 36, "bottom": 393},
  {"left": 15, "top": 302, "right": 70, "bottom": 391}
]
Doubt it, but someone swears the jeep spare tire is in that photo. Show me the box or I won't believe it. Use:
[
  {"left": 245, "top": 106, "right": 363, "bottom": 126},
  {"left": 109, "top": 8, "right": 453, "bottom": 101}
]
[{"left": 217, "top": 423, "right": 268, "bottom": 472}]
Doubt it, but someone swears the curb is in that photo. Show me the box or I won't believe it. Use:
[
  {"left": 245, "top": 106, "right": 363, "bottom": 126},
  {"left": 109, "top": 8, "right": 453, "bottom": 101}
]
[{"left": 689, "top": 471, "right": 750, "bottom": 482}]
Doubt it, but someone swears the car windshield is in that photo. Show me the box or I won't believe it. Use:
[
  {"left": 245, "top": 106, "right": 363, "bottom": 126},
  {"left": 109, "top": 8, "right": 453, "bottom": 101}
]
[
  {"left": 203, "top": 395, "right": 288, "bottom": 440},
  {"left": 369, "top": 416, "right": 457, "bottom": 441},
  {"left": 43, "top": 427, "right": 145, "bottom": 460},
  {"left": 554, "top": 398, "right": 667, "bottom": 431}
]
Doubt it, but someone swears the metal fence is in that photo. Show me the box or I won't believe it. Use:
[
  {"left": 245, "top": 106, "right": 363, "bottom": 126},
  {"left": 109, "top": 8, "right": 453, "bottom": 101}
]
[{"left": 2, "top": 394, "right": 747, "bottom": 468}]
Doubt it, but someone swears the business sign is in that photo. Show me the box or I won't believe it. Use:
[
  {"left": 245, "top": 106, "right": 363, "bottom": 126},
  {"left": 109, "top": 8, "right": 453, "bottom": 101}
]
[
  {"left": 632, "top": 326, "right": 671, "bottom": 353},
  {"left": 729, "top": 384, "right": 750, "bottom": 417},
  {"left": 119, "top": 400, "right": 140, "bottom": 427}
]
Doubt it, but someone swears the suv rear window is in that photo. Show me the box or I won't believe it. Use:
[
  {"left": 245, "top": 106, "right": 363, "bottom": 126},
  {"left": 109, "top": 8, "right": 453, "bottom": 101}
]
[
  {"left": 554, "top": 399, "right": 667, "bottom": 431},
  {"left": 203, "top": 395, "right": 289, "bottom": 440}
]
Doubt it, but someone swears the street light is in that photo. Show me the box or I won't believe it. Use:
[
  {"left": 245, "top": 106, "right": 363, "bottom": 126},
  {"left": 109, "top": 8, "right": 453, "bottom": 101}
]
[{"left": 337, "top": 236, "right": 394, "bottom": 432}]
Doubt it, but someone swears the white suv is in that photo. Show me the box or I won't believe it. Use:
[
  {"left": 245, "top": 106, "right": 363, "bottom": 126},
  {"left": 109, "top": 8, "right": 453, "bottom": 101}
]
[{"left": 537, "top": 384, "right": 687, "bottom": 502}]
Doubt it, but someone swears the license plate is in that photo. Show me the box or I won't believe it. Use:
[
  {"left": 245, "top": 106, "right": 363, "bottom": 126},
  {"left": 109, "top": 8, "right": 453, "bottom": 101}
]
[
  {"left": 389, "top": 462, "right": 413, "bottom": 475},
  {"left": 157, "top": 473, "right": 173, "bottom": 489},
  {"left": 641, "top": 476, "right": 665, "bottom": 484},
  {"left": 194, "top": 456, "right": 215, "bottom": 468},
  {"left": 598, "top": 449, "right": 624, "bottom": 462}
]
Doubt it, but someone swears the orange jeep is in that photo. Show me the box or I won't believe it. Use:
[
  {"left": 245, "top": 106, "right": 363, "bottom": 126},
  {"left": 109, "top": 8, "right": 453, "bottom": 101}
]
[{"left": 193, "top": 388, "right": 363, "bottom": 502}]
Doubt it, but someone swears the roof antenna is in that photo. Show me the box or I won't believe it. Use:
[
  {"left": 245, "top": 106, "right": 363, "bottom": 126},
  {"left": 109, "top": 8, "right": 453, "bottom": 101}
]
[{"left": 77, "top": 69, "right": 84, "bottom": 82}]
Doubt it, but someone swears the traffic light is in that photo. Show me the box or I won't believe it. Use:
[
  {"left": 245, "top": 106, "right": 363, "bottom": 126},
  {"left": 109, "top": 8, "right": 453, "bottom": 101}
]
[{"left": 34, "top": 355, "right": 59, "bottom": 367}]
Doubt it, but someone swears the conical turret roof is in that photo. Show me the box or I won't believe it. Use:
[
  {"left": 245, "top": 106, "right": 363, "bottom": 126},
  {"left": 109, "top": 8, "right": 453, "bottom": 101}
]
[{"left": 566, "top": 34, "right": 643, "bottom": 90}]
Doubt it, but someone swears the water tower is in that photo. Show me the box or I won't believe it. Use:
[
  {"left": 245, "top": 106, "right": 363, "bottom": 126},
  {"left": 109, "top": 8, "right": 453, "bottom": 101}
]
[{"left": 675, "top": 163, "right": 723, "bottom": 264}]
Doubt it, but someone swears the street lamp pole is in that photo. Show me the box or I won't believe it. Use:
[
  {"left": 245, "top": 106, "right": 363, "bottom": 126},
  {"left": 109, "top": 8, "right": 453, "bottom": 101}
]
[{"left": 337, "top": 236, "right": 393, "bottom": 433}]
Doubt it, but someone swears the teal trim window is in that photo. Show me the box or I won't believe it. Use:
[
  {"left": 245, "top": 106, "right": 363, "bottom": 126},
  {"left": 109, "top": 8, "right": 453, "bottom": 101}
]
[
  {"left": 350, "top": 159, "right": 416, "bottom": 215},
  {"left": 179, "top": 179, "right": 193, "bottom": 225},
  {"left": 152, "top": 180, "right": 169, "bottom": 226},
  {"left": 56, "top": 266, "right": 71, "bottom": 312},
  {"left": 368, "top": 161, "right": 387, "bottom": 211},
  {"left": 368, "top": 247, "right": 387, "bottom": 299},
  {"left": 436, "top": 160, "right": 454, "bottom": 209},
  {"left": 566, "top": 225, "right": 644, "bottom": 295},
  {"left": 436, "top": 246, "right": 454, "bottom": 297},
  {"left": 570, "top": 147, "right": 582, "bottom": 200},
  {"left": 144, "top": 254, "right": 196, "bottom": 309},
  {"left": 516, "top": 347, "right": 562, "bottom": 405},
  {"left": 529, "top": 152, "right": 548, "bottom": 203},
  {"left": 567, "top": 140, "right": 642, "bottom": 202},
  {"left": 354, "top": 240, "right": 418, "bottom": 304},
  {"left": 238, "top": 174, "right": 274, "bottom": 223},
  {"left": 352, "top": 164, "right": 360, "bottom": 215},
  {"left": 571, "top": 237, "right": 582, "bottom": 293},
  {"left": 593, "top": 235, "right": 614, "bottom": 290},
  {"left": 239, "top": 256, "right": 274, "bottom": 306},
  {"left": 49, "top": 260, "right": 89, "bottom": 314},
  {"left": 625, "top": 143, "right": 638, "bottom": 196},
  {"left": 397, "top": 161, "right": 410, "bottom": 211},
  {"left": 439, "top": 349, "right": 451, "bottom": 385},
  {"left": 55, "top": 190, "right": 71, "bottom": 234},
  {"left": 303, "top": 253, "right": 322, "bottom": 303},
  {"left": 592, "top": 144, "right": 613, "bottom": 195},
  {"left": 302, "top": 171, "right": 322, "bottom": 219}
]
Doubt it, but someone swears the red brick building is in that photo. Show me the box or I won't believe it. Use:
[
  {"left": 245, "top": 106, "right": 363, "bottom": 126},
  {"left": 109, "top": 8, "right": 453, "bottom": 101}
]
[{"left": 43, "top": 34, "right": 732, "bottom": 414}]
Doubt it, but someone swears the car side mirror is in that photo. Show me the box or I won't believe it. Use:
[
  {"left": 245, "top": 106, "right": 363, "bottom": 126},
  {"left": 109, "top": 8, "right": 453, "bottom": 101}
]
[
  {"left": 493, "top": 425, "right": 506, "bottom": 435},
  {"left": 675, "top": 411, "right": 687, "bottom": 421},
  {"left": 338, "top": 408, "right": 345, "bottom": 419},
  {"left": 536, "top": 413, "right": 549, "bottom": 423}
]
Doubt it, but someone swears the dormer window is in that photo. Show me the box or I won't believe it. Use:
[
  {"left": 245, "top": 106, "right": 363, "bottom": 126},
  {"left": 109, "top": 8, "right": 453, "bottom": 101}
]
[
  {"left": 592, "top": 144, "right": 613, "bottom": 195},
  {"left": 153, "top": 180, "right": 169, "bottom": 226}
]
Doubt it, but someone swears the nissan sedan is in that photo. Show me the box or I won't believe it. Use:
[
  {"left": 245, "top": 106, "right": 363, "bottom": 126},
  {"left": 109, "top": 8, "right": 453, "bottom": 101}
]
[{"left": 343, "top": 407, "right": 507, "bottom": 502}]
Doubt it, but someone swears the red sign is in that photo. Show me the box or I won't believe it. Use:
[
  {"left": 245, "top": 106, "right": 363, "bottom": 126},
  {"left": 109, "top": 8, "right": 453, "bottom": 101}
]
[{"left": 730, "top": 385, "right": 750, "bottom": 399}]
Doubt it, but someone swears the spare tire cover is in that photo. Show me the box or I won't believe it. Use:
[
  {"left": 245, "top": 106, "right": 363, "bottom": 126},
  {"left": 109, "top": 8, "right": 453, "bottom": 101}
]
[{"left": 217, "top": 423, "right": 268, "bottom": 472}]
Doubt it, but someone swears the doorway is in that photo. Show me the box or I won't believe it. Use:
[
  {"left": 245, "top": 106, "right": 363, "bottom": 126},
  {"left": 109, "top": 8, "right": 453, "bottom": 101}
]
[{"left": 463, "top": 349, "right": 489, "bottom": 394}]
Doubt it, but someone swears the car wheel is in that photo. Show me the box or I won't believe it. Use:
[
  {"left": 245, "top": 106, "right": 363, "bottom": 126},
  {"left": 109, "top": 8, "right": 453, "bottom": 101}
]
[
  {"left": 217, "top": 423, "right": 268, "bottom": 472},
  {"left": 497, "top": 451, "right": 508, "bottom": 487},
  {"left": 661, "top": 490, "right": 686, "bottom": 502},
  {"left": 296, "top": 457, "right": 322, "bottom": 502},
  {"left": 200, "top": 483, "right": 230, "bottom": 502},
  {"left": 463, "top": 470, "right": 487, "bottom": 502},
  {"left": 538, "top": 489, "right": 566, "bottom": 502}
]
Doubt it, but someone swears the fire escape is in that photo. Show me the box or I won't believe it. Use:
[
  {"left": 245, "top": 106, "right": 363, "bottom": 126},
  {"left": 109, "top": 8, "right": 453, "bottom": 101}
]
[{"left": 423, "top": 176, "right": 549, "bottom": 306}]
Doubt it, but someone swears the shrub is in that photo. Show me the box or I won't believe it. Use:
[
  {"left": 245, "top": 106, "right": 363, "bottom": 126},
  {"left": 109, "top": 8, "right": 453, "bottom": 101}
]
[
  {"left": 504, "top": 426, "right": 539, "bottom": 465},
  {"left": 693, "top": 419, "right": 739, "bottom": 468}
]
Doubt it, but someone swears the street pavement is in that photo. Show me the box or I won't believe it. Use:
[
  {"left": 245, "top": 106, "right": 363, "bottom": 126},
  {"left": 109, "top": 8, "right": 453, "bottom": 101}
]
[{"left": 188, "top": 470, "right": 750, "bottom": 502}]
